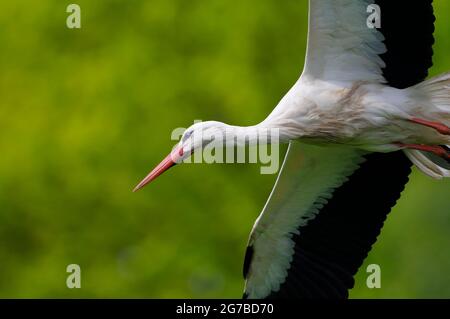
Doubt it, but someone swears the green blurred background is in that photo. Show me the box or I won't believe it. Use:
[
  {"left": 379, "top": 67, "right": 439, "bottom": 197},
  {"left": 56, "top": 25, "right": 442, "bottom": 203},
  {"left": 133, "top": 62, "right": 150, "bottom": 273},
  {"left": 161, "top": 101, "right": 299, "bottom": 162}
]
[{"left": 0, "top": 0, "right": 449, "bottom": 298}]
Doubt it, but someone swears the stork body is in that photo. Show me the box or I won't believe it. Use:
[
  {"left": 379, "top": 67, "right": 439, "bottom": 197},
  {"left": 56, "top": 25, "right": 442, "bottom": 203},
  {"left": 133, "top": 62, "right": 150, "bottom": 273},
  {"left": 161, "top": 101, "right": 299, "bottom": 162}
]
[
  {"left": 135, "top": 0, "right": 450, "bottom": 298},
  {"left": 261, "top": 78, "right": 449, "bottom": 152}
]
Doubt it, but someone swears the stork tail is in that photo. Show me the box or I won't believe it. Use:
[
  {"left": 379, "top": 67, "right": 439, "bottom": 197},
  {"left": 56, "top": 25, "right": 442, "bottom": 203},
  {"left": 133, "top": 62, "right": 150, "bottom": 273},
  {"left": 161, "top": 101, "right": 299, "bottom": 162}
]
[{"left": 406, "top": 73, "right": 450, "bottom": 178}]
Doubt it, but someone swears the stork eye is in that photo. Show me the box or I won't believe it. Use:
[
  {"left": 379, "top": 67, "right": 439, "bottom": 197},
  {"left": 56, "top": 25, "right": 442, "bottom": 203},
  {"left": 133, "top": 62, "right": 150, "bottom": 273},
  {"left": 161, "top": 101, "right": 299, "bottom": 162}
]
[{"left": 182, "top": 130, "right": 193, "bottom": 141}]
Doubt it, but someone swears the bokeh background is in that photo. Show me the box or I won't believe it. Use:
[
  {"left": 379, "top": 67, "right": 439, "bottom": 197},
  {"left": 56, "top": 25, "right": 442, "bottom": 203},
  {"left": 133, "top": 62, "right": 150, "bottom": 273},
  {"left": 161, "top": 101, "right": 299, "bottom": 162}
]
[{"left": 0, "top": 0, "right": 449, "bottom": 298}]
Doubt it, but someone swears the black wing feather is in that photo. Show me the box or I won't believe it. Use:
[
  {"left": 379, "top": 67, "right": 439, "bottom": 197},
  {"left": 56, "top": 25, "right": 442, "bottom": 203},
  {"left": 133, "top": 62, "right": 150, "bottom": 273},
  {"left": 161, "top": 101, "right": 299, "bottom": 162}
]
[{"left": 266, "top": 152, "right": 411, "bottom": 298}]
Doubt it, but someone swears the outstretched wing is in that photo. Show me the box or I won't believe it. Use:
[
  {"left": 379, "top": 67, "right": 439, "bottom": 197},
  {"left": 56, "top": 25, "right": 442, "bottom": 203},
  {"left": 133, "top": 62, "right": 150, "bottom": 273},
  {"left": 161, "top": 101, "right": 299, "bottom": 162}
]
[
  {"left": 302, "top": 0, "right": 434, "bottom": 85},
  {"left": 243, "top": 143, "right": 410, "bottom": 298},
  {"left": 243, "top": 143, "right": 365, "bottom": 298},
  {"left": 302, "top": 0, "right": 386, "bottom": 82},
  {"left": 243, "top": 0, "right": 435, "bottom": 299}
]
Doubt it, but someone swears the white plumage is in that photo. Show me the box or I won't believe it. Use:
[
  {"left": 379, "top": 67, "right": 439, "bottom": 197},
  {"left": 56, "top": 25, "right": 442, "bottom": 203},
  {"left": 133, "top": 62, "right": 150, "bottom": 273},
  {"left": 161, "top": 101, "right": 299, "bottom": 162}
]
[{"left": 304, "top": 0, "right": 387, "bottom": 83}]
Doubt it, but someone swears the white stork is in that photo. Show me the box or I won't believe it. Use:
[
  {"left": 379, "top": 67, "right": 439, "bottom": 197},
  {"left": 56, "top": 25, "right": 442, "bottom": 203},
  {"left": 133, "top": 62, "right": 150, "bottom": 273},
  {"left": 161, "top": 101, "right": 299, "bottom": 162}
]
[{"left": 134, "top": 0, "right": 450, "bottom": 298}]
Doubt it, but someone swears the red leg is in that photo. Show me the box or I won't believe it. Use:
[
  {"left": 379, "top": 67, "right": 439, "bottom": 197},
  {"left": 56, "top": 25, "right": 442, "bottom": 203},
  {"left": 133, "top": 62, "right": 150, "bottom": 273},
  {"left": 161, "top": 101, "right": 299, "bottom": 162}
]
[
  {"left": 395, "top": 143, "right": 450, "bottom": 159},
  {"left": 409, "top": 118, "right": 450, "bottom": 135}
]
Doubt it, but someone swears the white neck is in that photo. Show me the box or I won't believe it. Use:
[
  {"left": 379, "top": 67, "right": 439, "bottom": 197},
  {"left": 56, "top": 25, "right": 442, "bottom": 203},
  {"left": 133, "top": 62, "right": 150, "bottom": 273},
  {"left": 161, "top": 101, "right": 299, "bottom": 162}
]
[{"left": 222, "top": 120, "right": 294, "bottom": 147}]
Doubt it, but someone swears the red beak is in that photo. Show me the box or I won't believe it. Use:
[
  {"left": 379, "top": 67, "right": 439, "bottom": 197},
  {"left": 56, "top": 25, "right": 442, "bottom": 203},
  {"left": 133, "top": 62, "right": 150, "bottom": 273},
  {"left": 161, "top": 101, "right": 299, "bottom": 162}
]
[{"left": 133, "top": 146, "right": 184, "bottom": 192}]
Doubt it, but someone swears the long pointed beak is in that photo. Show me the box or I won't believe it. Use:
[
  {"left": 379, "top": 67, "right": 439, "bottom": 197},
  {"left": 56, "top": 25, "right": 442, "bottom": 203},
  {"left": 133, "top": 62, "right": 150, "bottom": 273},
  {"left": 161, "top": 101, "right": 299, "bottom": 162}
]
[{"left": 133, "top": 146, "right": 184, "bottom": 192}]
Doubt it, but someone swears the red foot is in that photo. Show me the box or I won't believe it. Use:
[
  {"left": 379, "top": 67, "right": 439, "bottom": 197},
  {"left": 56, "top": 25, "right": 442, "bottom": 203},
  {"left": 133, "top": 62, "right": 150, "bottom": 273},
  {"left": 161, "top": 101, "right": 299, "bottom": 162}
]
[
  {"left": 395, "top": 143, "right": 450, "bottom": 159},
  {"left": 409, "top": 118, "right": 450, "bottom": 135}
]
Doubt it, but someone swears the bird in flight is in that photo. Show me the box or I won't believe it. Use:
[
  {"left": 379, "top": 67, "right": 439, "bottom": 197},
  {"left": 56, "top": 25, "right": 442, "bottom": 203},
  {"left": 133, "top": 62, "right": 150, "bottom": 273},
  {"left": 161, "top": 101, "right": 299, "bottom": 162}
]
[{"left": 134, "top": 0, "right": 449, "bottom": 298}]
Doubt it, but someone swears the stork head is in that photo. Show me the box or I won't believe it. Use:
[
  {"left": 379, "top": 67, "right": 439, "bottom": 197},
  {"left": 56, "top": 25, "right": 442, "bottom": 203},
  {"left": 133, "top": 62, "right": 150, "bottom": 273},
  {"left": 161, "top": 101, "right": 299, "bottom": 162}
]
[{"left": 133, "top": 121, "right": 227, "bottom": 192}]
